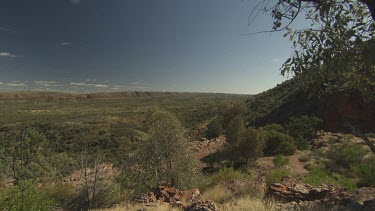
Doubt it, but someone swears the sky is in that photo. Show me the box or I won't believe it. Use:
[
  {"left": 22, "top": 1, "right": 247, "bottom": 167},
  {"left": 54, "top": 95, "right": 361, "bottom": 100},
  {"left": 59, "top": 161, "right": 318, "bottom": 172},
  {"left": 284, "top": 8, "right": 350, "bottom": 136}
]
[{"left": 0, "top": 0, "right": 303, "bottom": 94}]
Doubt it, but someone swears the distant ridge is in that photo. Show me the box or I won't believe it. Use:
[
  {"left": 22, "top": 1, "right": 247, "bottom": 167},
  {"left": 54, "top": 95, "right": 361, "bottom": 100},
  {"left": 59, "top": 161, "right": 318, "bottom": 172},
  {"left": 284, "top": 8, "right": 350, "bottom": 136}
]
[{"left": 0, "top": 91, "right": 250, "bottom": 101}]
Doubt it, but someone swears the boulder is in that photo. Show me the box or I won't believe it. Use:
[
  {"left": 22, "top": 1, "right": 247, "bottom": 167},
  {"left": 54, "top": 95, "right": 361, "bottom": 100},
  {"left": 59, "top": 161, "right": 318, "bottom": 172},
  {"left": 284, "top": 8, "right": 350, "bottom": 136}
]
[
  {"left": 185, "top": 200, "right": 218, "bottom": 211},
  {"left": 134, "top": 185, "right": 215, "bottom": 210}
]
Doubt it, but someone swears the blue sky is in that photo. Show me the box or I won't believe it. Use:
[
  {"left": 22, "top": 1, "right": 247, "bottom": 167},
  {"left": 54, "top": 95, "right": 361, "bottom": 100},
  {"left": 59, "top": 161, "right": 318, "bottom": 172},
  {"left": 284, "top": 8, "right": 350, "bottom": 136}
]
[{"left": 0, "top": 0, "right": 302, "bottom": 94}]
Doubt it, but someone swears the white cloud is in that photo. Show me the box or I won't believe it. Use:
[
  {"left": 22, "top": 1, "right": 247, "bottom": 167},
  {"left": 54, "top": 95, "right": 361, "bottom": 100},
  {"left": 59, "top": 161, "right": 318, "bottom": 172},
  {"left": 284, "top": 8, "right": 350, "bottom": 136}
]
[
  {"left": 94, "top": 84, "right": 109, "bottom": 88},
  {"left": 70, "top": 82, "right": 94, "bottom": 86},
  {"left": 272, "top": 58, "right": 280, "bottom": 62},
  {"left": 131, "top": 81, "right": 140, "bottom": 85},
  {"left": 60, "top": 42, "right": 72, "bottom": 46},
  {"left": 0, "top": 52, "right": 16, "bottom": 58},
  {"left": 6, "top": 82, "right": 27, "bottom": 87},
  {"left": 34, "top": 81, "right": 61, "bottom": 87}
]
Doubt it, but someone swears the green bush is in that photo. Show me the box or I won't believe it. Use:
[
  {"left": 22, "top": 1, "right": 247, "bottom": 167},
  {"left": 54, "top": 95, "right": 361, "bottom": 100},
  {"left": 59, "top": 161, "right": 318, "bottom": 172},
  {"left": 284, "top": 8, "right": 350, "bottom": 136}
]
[
  {"left": 0, "top": 182, "right": 55, "bottom": 211},
  {"left": 273, "top": 155, "right": 289, "bottom": 168},
  {"left": 210, "top": 167, "right": 248, "bottom": 185},
  {"left": 327, "top": 143, "right": 366, "bottom": 169},
  {"left": 229, "top": 128, "right": 266, "bottom": 168},
  {"left": 45, "top": 183, "right": 77, "bottom": 208},
  {"left": 225, "top": 115, "right": 245, "bottom": 145},
  {"left": 286, "top": 116, "right": 322, "bottom": 150},
  {"left": 262, "top": 124, "right": 285, "bottom": 133},
  {"left": 264, "top": 131, "right": 296, "bottom": 156},
  {"left": 304, "top": 166, "right": 357, "bottom": 190},
  {"left": 206, "top": 118, "right": 222, "bottom": 139},
  {"left": 265, "top": 168, "right": 291, "bottom": 186},
  {"left": 353, "top": 159, "right": 375, "bottom": 187}
]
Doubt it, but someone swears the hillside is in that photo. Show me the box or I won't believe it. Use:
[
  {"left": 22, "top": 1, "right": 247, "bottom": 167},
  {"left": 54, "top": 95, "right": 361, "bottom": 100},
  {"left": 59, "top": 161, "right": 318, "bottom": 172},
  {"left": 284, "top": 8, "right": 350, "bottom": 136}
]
[{"left": 245, "top": 79, "right": 320, "bottom": 127}]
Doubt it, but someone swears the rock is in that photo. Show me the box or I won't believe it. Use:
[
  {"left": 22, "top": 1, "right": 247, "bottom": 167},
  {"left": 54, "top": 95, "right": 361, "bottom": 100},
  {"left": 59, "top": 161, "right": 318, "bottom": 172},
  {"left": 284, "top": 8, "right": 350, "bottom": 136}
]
[
  {"left": 185, "top": 200, "right": 218, "bottom": 211},
  {"left": 320, "top": 91, "right": 375, "bottom": 133},
  {"left": 134, "top": 186, "right": 203, "bottom": 209},
  {"left": 351, "top": 187, "right": 375, "bottom": 204},
  {"left": 267, "top": 176, "right": 352, "bottom": 203}
]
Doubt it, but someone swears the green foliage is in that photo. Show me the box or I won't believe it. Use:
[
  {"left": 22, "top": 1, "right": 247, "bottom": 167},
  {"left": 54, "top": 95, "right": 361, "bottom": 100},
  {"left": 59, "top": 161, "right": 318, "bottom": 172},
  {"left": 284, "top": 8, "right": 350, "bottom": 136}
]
[
  {"left": 218, "top": 101, "right": 248, "bottom": 129},
  {"left": 0, "top": 182, "right": 55, "bottom": 211},
  {"left": 268, "top": 0, "right": 375, "bottom": 98},
  {"left": 0, "top": 128, "right": 49, "bottom": 183},
  {"left": 206, "top": 118, "right": 222, "bottom": 139},
  {"left": 273, "top": 155, "right": 289, "bottom": 168},
  {"left": 225, "top": 115, "right": 246, "bottom": 145},
  {"left": 228, "top": 128, "right": 266, "bottom": 168},
  {"left": 304, "top": 166, "right": 357, "bottom": 190},
  {"left": 327, "top": 143, "right": 366, "bottom": 169},
  {"left": 264, "top": 130, "right": 296, "bottom": 156},
  {"left": 286, "top": 116, "right": 322, "bottom": 150},
  {"left": 122, "top": 108, "right": 201, "bottom": 190},
  {"left": 265, "top": 168, "right": 291, "bottom": 186},
  {"left": 45, "top": 183, "right": 77, "bottom": 208},
  {"left": 262, "top": 124, "right": 285, "bottom": 133},
  {"left": 353, "top": 159, "right": 375, "bottom": 187},
  {"left": 209, "top": 167, "right": 248, "bottom": 186}
]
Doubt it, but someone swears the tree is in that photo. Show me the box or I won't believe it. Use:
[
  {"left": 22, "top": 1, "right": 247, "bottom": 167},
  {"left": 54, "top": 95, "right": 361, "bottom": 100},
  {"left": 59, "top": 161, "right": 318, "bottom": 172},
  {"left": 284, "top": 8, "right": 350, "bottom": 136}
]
[
  {"left": 248, "top": 0, "right": 374, "bottom": 99},
  {"left": 286, "top": 116, "right": 322, "bottom": 150},
  {"left": 263, "top": 130, "right": 296, "bottom": 156},
  {"left": 0, "top": 128, "right": 48, "bottom": 183},
  {"left": 206, "top": 118, "right": 222, "bottom": 139},
  {"left": 218, "top": 101, "right": 248, "bottom": 128},
  {"left": 228, "top": 128, "right": 266, "bottom": 168},
  {"left": 122, "top": 108, "right": 201, "bottom": 190},
  {"left": 225, "top": 115, "right": 246, "bottom": 145}
]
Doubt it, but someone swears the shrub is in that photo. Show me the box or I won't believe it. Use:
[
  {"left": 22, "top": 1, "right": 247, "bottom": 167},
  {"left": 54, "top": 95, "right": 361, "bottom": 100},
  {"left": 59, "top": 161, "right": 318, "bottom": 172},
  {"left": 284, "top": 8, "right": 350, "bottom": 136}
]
[
  {"left": 353, "top": 159, "right": 375, "bottom": 187},
  {"left": 264, "top": 131, "right": 296, "bottom": 156},
  {"left": 122, "top": 108, "right": 202, "bottom": 190},
  {"left": 203, "top": 184, "right": 232, "bottom": 203},
  {"left": 225, "top": 115, "right": 245, "bottom": 145},
  {"left": 298, "top": 153, "right": 311, "bottom": 162},
  {"left": 206, "top": 118, "right": 222, "bottom": 139},
  {"left": 229, "top": 128, "right": 266, "bottom": 168},
  {"left": 262, "top": 124, "right": 285, "bottom": 133},
  {"left": 209, "top": 167, "right": 248, "bottom": 186},
  {"left": 265, "top": 168, "right": 291, "bottom": 186},
  {"left": 327, "top": 143, "right": 366, "bottom": 169},
  {"left": 45, "top": 183, "right": 77, "bottom": 208},
  {"left": 273, "top": 155, "right": 289, "bottom": 168},
  {"left": 286, "top": 116, "right": 322, "bottom": 150},
  {"left": 304, "top": 166, "right": 357, "bottom": 190},
  {"left": 0, "top": 182, "right": 55, "bottom": 211}
]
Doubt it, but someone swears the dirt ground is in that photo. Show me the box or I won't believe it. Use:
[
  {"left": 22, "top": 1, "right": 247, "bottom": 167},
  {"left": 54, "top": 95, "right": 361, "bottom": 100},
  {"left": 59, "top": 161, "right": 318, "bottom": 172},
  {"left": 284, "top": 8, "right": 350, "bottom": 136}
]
[{"left": 256, "top": 151, "right": 309, "bottom": 175}]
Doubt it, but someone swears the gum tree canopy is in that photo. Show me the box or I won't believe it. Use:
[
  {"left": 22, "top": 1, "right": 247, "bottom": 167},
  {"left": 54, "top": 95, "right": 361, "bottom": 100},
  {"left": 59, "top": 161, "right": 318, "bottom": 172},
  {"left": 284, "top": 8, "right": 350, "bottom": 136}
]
[{"left": 250, "top": 0, "right": 375, "bottom": 99}]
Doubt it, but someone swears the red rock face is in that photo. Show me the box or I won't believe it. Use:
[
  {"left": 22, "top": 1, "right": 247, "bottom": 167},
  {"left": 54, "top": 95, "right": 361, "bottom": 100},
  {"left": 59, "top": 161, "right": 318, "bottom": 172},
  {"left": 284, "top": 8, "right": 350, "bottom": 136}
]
[{"left": 320, "top": 91, "right": 375, "bottom": 133}]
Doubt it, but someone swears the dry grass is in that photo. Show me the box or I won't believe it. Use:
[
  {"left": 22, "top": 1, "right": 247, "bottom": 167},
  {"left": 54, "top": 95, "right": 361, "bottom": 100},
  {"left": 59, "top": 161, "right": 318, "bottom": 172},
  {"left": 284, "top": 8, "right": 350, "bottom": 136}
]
[
  {"left": 220, "top": 196, "right": 275, "bottom": 211},
  {"left": 94, "top": 203, "right": 182, "bottom": 211},
  {"left": 202, "top": 184, "right": 233, "bottom": 203}
]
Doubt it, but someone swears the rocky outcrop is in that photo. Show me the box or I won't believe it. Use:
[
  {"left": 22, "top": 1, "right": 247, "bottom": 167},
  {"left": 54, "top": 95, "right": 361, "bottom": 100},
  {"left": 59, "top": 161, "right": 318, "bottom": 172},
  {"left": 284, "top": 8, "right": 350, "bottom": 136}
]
[
  {"left": 268, "top": 176, "right": 375, "bottom": 210},
  {"left": 320, "top": 91, "right": 375, "bottom": 133},
  {"left": 185, "top": 200, "right": 217, "bottom": 211},
  {"left": 267, "top": 176, "right": 352, "bottom": 203},
  {"left": 134, "top": 186, "right": 217, "bottom": 210},
  {"left": 312, "top": 131, "right": 373, "bottom": 150}
]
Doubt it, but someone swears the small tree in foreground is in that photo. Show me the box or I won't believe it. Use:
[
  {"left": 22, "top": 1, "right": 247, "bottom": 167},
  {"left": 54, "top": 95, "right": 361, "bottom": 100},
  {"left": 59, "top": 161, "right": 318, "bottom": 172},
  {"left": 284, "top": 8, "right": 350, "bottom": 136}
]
[
  {"left": 123, "top": 108, "right": 201, "bottom": 190},
  {"left": 206, "top": 118, "right": 222, "bottom": 139}
]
